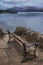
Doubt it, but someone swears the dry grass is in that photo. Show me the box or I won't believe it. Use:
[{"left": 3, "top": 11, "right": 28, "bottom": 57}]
[
  {"left": 14, "top": 26, "right": 43, "bottom": 49},
  {"left": 0, "top": 35, "right": 43, "bottom": 65},
  {"left": 0, "top": 28, "right": 5, "bottom": 39}
]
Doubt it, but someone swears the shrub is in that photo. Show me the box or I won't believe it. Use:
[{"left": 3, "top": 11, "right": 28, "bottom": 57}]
[{"left": 14, "top": 26, "right": 27, "bottom": 35}]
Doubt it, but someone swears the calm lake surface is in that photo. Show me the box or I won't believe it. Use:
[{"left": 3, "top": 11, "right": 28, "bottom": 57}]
[{"left": 0, "top": 12, "right": 43, "bottom": 34}]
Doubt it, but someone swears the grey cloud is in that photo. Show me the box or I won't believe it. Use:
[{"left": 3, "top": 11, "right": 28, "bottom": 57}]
[{"left": 0, "top": 0, "right": 43, "bottom": 9}]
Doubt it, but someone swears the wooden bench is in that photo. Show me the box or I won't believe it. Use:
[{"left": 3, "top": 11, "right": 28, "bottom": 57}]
[{"left": 7, "top": 31, "right": 38, "bottom": 62}]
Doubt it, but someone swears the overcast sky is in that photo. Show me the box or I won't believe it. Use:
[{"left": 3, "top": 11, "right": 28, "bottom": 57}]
[{"left": 0, "top": 0, "right": 43, "bottom": 9}]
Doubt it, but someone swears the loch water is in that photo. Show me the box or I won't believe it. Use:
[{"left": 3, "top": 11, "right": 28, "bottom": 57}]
[{"left": 0, "top": 12, "right": 43, "bottom": 34}]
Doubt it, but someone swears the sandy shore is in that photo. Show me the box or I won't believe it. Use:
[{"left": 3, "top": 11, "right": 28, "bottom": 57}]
[{"left": 0, "top": 35, "right": 43, "bottom": 65}]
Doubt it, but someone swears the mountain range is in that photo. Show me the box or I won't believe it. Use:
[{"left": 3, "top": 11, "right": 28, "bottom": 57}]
[
  {"left": 6, "top": 6, "right": 43, "bottom": 12},
  {"left": 0, "top": 6, "right": 43, "bottom": 13}
]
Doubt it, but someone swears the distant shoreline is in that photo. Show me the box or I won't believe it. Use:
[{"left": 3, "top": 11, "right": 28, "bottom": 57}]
[
  {"left": 0, "top": 10, "right": 17, "bottom": 14},
  {"left": 0, "top": 9, "right": 43, "bottom": 14}
]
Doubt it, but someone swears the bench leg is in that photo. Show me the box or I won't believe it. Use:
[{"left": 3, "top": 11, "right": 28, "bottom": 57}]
[
  {"left": 21, "top": 53, "right": 28, "bottom": 63},
  {"left": 8, "top": 34, "right": 11, "bottom": 43},
  {"left": 34, "top": 49, "right": 37, "bottom": 58},
  {"left": 34, "top": 43, "right": 38, "bottom": 58}
]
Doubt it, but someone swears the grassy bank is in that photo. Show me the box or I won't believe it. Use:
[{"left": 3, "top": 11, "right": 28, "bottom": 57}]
[
  {"left": 0, "top": 26, "right": 43, "bottom": 49},
  {"left": 14, "top": 26, "right": 43, "bottom": 49}
]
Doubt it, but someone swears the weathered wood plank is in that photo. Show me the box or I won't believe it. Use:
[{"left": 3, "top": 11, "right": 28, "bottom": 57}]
[{"left": 10, "top": 33, "right": 35, "bottom": 51}]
